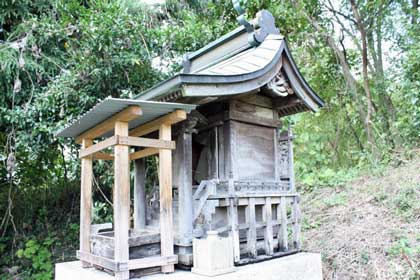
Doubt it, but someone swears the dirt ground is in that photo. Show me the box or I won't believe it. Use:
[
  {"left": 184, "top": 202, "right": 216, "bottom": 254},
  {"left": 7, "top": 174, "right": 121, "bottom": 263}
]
[{"left": 301, "top": 156, "right": 420, "bottom": 280}]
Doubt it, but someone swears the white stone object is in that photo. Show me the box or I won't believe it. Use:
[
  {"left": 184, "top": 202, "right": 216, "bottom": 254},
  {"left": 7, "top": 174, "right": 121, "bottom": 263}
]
[
  {"left": 191, "top": 231, "right": 236, "bottom": 276},
  {"left": 55, "top": 252, "right": 322, "bottom": 280}
]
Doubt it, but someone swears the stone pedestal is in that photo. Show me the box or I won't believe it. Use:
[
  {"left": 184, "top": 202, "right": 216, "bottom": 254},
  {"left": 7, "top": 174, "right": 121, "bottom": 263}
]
[
  {"left": 56, "top": 252, "right": 322, "bottom": 280},
  {"left": 191, "top": 231, "right": 235, "bottom": 276}
]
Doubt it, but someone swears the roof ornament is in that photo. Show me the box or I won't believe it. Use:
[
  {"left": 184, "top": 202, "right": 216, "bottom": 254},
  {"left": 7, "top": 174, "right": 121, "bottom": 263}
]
[{"left": 232, "top": 1, "right": 280, "bottom": 46}]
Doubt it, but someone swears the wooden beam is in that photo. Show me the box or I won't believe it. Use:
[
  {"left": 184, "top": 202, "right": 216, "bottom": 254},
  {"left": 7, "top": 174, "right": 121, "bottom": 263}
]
[
  {"left": 76, "top": 106, "right": 142, "bottom": 144},
  {"left": 113, "top": 121, "right": 130, "bottom": 280},
  {"left": 159, "top": 123, "right": 175, "bottom": 273},
  {"left": 93, "top": 152, "right": 114, "bottom": 160},
  {"left": 129, "top": 110, "right": 186, "bottom": 137},
  {"left": 118, "top": 136, "right": 175, "bottom": 150},
  {"left": 79, "top": 136, "right": 117, "bottom": 159},
  {"left": 80, "top": 138, "right": 93, "bottom": 268},
  {"left": 127, "top": 255, "right": 178, "bottom": 270},
  {"left": 77, "top": 251, "right": 120, "bottom": 272},
  {"left": 130, "top": 148, "right": 158, "bottom": 161}
]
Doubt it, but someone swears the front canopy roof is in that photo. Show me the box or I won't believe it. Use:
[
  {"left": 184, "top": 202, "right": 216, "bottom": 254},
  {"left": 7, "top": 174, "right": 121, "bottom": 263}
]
[
  {"left": 135, "top": 10, "right": 324, "bottom": 117},
  {"left": 56, "top": 97, "right": 196, "bottom": 138}
]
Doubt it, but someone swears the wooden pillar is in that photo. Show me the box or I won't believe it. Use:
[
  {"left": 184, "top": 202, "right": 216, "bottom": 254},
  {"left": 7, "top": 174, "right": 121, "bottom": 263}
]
[
  {"left": 277, "top": 197, "right": 288, "bottom": 252},
  {"left": 263, "top": 197, "right": 274, "bottom": 256},
  {"left": 292, "top": 196, "right": 301, "bottom": 250},
  {"left": 134, "top": 158, "right": 146, "bottom": 230},
  {"left": 176, "top": 129, "right": 193, "bottom": 244},
  {"left": 80, "top": 138, "right": 93, "bottom": 268},
  {"left": 159, "top": 123, "right": 175, "bottom": 273},
  {"left": 114, "top": 121, "right": 130, "bottom": 280},
  {"left": 228, "top": 201, "right": 240, "bottom": 262},
  {"left": 245, "top": 197, "right": 257, "bottom": 258},
  {"left": 288, "top": 126, "right": 295, "bottom": 192}
]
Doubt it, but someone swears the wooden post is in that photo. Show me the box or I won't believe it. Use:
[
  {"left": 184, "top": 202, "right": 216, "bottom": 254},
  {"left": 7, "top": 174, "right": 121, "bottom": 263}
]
[
  {"left": 114, "top": 121, "right": 130, "bottom": 280},
  {"left": 288, "top": 126, "right": 295, "bottom": 192},
  {"left": 228, "top": 200, "right": 240, "bottom": 262},
  {"left": 80, "top": 138, "right": 93, "bottom": 268},
  {"left": 277, "top": 197, "right": 288, "bottom": 252},
  {"left": 175, "top": 129, "right": 193, "bottom": 244},
  {"left": 246, "top": 197, "right": 257, "bottom": 258},
  {"left": 292, "top": 196, "right": 301, "bottom": 250},
  {"left": 134, "top": 158, "right": 146, "bottom": 230},
  {"left": 263, "top": 197, "right": 274, "bottom": 256},
  {"left": 159, "top": 123, "right": 175, "bottom": 273}
]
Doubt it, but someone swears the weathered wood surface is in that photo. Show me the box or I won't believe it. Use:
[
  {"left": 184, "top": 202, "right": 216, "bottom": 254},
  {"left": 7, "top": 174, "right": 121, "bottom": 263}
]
[
  {"left": 278, "top": 196, "right": 288, "bottom": 252},
  {"left": 158, "top": 123, "right": 175, "bottom": 273},
  {"left": 113, "top": 121, "right": 130, "bottom": 280},
  {"left": 245, "top": 197, "right": 257, "bottom": 258},
  {"left": 263, "top": 197, "right": 274, "bottom": 255},
  {"left": 76, "top": 106, "right": 142, "bottom": 144},
  {"left": 173, "top": 127, "right": 193, "bottom": 245},
  {"left": 292, "top": 196, "right": 301, "bottom": 250},
  {"left": 80, "top": 138, "right": 93, "bottom": 268},
  {"left": 231, "top": 121, "right": 275, "bottom": 180},
  {"left": 227, "top": 181, "right": 240, "bottom": 262},
  {"left": 134, "top": 158, "right": 146, "bottom": 230}
]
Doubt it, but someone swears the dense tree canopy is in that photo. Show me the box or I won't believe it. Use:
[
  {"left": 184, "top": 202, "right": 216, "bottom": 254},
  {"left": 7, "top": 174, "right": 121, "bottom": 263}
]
[{"left": 0, "top": 0, "right": 418, "bottom": 279}]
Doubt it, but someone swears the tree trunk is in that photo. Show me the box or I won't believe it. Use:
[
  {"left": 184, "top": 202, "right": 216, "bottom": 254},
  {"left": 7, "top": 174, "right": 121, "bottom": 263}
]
[{"left": 350, "top": 0, "right": 378, "bottom": 157}]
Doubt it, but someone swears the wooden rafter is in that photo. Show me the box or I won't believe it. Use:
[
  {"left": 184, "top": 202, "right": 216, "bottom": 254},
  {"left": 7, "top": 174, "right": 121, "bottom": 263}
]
[{"left": 75, "top": 106, "right": 142, "bottom": 144}]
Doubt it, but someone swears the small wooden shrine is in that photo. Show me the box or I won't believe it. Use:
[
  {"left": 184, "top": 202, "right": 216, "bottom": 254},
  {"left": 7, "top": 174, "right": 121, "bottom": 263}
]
[{"left": 56, "top": 8, "right": 324, "bottom": 280}]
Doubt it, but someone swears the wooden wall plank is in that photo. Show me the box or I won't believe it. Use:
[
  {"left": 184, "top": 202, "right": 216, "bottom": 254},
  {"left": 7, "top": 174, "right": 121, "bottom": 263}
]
[
  {"left": 80, "top": 138, "right": 93, "bottom": 268},
  {"left": 113, "top": 121, "right": 130, "bottom": 280},
  {"left": 159, "top": 123, "right": 175, "bottom": 273},
  {"left": 76, "top": 106, "right": 142, "bottom": 144}
]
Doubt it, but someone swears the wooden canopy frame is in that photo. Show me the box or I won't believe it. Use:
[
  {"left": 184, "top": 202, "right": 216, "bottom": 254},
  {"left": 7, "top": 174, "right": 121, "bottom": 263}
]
[{"left": 76, "top": 105, "right": 187, "bottom": 280}]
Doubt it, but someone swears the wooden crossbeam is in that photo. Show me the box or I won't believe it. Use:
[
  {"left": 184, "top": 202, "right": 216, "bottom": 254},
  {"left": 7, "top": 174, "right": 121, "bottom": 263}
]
[
  {"left": 127, "top": 255, "right": 178, "bottom": 270},
  {"left": 76, "top": 251, "right": 178, "bottom": 272},
  {"left": 75, "top": 106, "right": 142, "bottom": 144},
  {"left": 129, "top": 110, "right": 186, "bottom": 137},
  {"left": 79, "top": 136, "right": 117, "bottom": 158},
  {"left": 130, "top": 148, "right": 158, "bottom": 161},
  {"left": 79, "top": 136, "right": 174, "bottom": 159},
  {"left": 93, "top": 152, "right": 114, "bottom": 160},
  {"left": 119, "top": 136, "right": 175, "bottom": 150}
]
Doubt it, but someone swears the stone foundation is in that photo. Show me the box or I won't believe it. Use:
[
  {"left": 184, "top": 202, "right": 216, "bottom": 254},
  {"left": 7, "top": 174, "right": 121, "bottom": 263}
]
[{"left": 55, "top": 252, "right": 322, "bottom": 280}]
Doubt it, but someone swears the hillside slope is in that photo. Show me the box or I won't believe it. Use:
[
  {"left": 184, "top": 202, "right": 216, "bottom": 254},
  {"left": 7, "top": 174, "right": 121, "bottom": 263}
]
[{"left": 301, "top": 156, "right": 420, "bottom": 280}]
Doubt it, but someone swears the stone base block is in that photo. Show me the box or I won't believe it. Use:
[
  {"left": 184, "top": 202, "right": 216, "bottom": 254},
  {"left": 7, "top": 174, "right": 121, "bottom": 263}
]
[{"left": 55, "top": 252, "right": 322, "bottom": 280}]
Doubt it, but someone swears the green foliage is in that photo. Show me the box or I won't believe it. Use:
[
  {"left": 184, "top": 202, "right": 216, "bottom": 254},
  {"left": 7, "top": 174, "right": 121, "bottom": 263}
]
[
  {"left": 0, "top": 0, "right": 419, "bottom": 279},
  {"left": 16, "top": 239, "right": 53, "bottom": 280}
]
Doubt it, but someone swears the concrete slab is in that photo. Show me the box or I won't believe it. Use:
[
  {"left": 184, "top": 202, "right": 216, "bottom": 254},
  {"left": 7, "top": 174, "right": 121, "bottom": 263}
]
[{"left": 55, "top": 253, "right": 322, "bottom": 280}]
